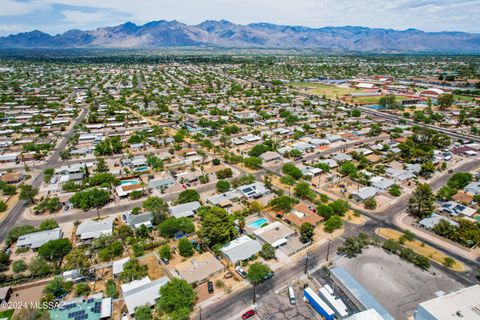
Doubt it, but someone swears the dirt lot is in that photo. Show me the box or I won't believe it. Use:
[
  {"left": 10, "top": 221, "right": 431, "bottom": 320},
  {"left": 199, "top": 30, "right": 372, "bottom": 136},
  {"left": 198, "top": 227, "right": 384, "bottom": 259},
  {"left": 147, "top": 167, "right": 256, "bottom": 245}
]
[
  {"left": 139, "top": 254, "right": 166, "bottom": 280},
  {"left": 334, "top": 246, "right": 464, "bottom": 320}
]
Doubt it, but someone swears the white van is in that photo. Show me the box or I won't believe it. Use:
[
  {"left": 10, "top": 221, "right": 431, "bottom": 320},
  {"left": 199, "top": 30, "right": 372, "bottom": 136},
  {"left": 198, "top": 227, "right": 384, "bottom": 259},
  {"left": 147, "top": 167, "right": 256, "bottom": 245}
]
[{"left": 288, "top": 286, "right": 296, "bottom": 305}]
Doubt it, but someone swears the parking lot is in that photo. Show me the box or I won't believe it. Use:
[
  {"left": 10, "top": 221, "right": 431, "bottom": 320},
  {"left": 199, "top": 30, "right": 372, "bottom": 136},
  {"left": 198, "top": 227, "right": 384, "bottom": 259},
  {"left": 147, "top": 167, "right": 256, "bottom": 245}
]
[{"left": 332, "top": 247, "right": 464, "bottom": 319}]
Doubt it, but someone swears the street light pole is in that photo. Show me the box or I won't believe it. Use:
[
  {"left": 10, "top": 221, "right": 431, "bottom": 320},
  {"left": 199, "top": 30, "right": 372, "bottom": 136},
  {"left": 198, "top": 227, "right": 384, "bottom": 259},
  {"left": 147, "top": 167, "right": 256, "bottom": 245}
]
[
  {"left": 326, "top": 239, "right": 331, "bottom": 262},
  {"left": 304, "top": 252, "right": 309, "bottom": 274},
  {"left": 253, "top": 284, "right": 256, "bottom": 305}
]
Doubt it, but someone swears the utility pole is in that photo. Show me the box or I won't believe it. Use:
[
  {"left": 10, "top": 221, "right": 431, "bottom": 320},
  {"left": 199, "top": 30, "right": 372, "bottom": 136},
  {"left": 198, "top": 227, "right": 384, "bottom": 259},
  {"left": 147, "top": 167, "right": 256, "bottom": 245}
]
[
  {"left": 253, "top": 284, "right": 256, "bottom": 305},
  {"left": 199, "top": 306, "right": 202, "bottom": 320},
  {"left": 326, "top": 239, "right": 331, "bottom": 262},
  {"left": 304, "top": 252, "right": 310, "bottom": 274}
]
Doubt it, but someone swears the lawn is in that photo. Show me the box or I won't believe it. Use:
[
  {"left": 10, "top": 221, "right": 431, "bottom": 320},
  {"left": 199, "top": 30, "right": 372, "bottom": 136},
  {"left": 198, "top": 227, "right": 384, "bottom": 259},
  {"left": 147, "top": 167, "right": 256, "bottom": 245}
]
[
  {"left": 377, "top": 228, "right": 466, "bottom": 272},
  {"left": 288, "top": 82, "right": 363, "bottom": 99},
  {"left": 0, "top": 309, "right": 14, "bottom": 320}
]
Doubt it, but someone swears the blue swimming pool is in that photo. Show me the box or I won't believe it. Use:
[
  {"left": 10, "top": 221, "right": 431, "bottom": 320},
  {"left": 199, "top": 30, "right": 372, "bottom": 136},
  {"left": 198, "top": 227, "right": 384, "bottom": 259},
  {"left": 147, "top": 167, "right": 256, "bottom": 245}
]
[
  {"left": 367, "top": 104, "right": 384, "bottom": 110},
  {"left": 135, "top": 165, "right": 149, "bottom": 172},
  {"left": 120, "top": 179, "right": 140, "bottom": 186},
  {"left": 247, "top": 218, "right": 268, "bottom": 229}
]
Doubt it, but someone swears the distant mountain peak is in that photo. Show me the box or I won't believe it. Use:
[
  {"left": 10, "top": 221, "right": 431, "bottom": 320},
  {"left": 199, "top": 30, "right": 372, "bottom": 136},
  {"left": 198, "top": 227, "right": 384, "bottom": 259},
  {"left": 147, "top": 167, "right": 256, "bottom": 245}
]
[{"left": 0, "top": 20, "right": 479, "bottom": 53}]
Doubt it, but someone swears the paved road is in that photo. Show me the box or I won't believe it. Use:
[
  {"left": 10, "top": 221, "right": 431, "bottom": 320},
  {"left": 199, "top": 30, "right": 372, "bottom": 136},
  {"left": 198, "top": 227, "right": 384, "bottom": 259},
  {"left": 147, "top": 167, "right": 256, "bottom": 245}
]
[
  {"left": 200, "top": 160, "right": 480, "bottom": 320},
  {"left": 0, "top": 107, "right": 88, "bottom": 241}
]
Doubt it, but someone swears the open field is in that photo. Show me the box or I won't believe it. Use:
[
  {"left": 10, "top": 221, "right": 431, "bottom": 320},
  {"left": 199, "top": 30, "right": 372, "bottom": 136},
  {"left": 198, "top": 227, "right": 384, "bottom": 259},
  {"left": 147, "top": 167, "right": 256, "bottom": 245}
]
[
  {"left": 377, "top": 228, "right": 466, "bottom": 272},
  {"left": 288, "top": 82, "right": 363, "bottom": 99}
]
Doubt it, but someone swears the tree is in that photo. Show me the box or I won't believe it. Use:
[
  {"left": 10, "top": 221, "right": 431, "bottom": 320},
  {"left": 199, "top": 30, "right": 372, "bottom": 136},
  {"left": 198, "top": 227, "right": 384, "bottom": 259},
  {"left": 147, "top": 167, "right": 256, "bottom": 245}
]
[
  {"left": 95, "top": 157, "right": 109, "bottom": 172},
  {"left": 43, "top": 277, "right": 72, "bottom": 300},
  {"left": 407, "top": 184, "right": 435, "bottom": 219},
  {"left": 437, "top": 93, "right": 454, "bottom": 110},
  {"left": 177, "top": 189, "right": 200, "bottom": 204},
  {"left": 29, "top": 257, "right": 50, "bottom": 277},
  {"left": 0, "top": 200, "right": 8, "bottom": 212},
  {"left": 64, "top": 248, "right": 90, "bottom": 270},
  {"left": 329, "top": 199, "right": 349, "bottom": 216},
  {"left": 244, "top": 156, "right": 262, "bottom": 169},
  {"left": 436, "top": 185, "right": 457, "bottom": 201},
  {"left": 363, "top": 197, "right": 377, "bottom": 210},
  {"left": 317, "top": 204, "right": 334, "bottom": 220},
  {"left": 260, "top": 243, "right": 276, "bottom": 260},
  {"left": 447, "top": 172, "right": 472, "bottom": 190},
  {"left": 75, "top": 283, "right": 91, "bottom": 296},
  {"left": 70, "top": 188, "right": 110, "bottom": 211},
  {"left": 388, "top": 184, "right": 401, "bottom": 197},
  {"left": 246, "top": 263, "right": 271, "bottom": 304},
  {"left": 157, "top": 278, "right": 196, "bottom": 318},
  {"left": 38, "top": 239, "right": 72, "bottom": 263},
  {"left": 294, "top": 182, "right": 315, "bottom": 200},
  {"left": 159, "top": 245, "right": 172, "bottom": 261},
  {"left": 178, "top": 238, "right": 194, "bottom": 257},
  {"left": 378, "top": 94, "right": 398, "bottom": 109},
  {"left": 12, "top": 260, "right": 27, "bottom": 273},
  {"left": 368, "top": 124, "right": 382, "bottom": 137},
  {"left": 339, "top": 161, "right": 357, "bottom": 177},
  {"left": 338, "top": 234, "right": 370, "bottom": 258},
  {"left": 324, "top": 215, "right": 343, "bottom": 233},
  {"left": 300, "top": 222, "right": 315, "bottom": 243},
  {"left": 420, "top": 161, "right": 435, "bottom": 178},
  {"left": 199, "top": 206, "right": 236, "bottom": 247},
  {"left": 106, "top": 279, "right": 118, "bottom": 298},
  {"left": 120, "top": 258, "right": 148, "bottom": 282},
  {"left": 216, "top": 180, "right": 230, "bottom": 192},
  {"left": 351, "top": 109, "right": 361, "bottom": 117},
  {"left": 19, "top": 185, "right": 38, "bottom": 204},
  {"left": 282, "top": 163, "right": 303, "bottom": 180},
  {"left": 34, "top": 197, "right": 61, "bottom": 214},
  {"left": 134, "top": 306, "right": 153, "bottom": 320},
  {"left": 158, "top": 218, "right": 195, "bottom": 238},
  {"left": 269, "top": 195, "right": 298, "bottom": 212},
  {"left": 142, "top": 196, "right": 168, "bottom": 225}
]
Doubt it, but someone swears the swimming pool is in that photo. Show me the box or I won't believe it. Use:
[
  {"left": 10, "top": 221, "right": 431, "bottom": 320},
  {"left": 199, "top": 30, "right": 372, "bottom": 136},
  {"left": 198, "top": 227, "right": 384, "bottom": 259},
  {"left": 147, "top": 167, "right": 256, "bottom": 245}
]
[
  {"left": 247, "top": 218, "right": 268, "bottom": 229},
  {"left": 120, "top": 179, "right": 140, "bottom": 186},
  {"left": 367, "top": 104, "right": 384, "bottom": 110},
  {"left": 135, "top": 165, "right": 149, "bottom": 172}
]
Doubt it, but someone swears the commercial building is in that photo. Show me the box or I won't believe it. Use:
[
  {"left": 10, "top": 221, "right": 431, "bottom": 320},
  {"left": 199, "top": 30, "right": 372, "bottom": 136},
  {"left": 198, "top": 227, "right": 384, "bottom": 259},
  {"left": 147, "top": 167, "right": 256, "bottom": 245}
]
[{"left": 414, "top": 285, "right": 480, "bottom": 320}]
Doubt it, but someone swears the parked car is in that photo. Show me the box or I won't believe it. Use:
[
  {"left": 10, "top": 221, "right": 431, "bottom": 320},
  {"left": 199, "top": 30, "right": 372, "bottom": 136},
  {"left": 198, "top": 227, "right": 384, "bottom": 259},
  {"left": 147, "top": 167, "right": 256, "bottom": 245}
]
[
  {"left": 207, "top": 281, "right": 214, "bottom": 294},
  {"left": 224, "top": 271, "right": 234, "bottom": 279},
  {"left": 242, "top": 310, "right": 255, "bottom": 319},
  {"left": 236, "top": 266, "right": 247, "bottom": 278},
  {"left": 161, "top": 257, "right": 169, "bottom": 265},
  {"left": 263, "top": 271, "right": 274, "bottom": 281}
]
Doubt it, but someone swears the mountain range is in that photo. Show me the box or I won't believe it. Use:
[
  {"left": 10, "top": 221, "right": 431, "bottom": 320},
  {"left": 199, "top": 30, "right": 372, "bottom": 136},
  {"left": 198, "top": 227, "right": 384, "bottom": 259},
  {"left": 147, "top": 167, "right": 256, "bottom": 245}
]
[{"left": 1, "top": 20, "right": 479, "bottom": 53}]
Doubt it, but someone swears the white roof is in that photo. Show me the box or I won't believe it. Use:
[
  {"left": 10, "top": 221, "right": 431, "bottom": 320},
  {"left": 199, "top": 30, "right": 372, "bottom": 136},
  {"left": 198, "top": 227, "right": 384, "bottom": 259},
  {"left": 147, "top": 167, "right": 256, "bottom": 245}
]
[
  {"left": 346, "top": 309, "right": 385, "bottom": 320},
  {"left": 122, "top": 276, "right": 169, "bottom": 315},
  {"left": 76, "top": 219, "right": 113, "bottom": 240},
  {"left": 17, "top": 228, "right": 62, "bottom": 249},
  {"left": 168, "top": 201, "right": 201, "bottom": 218},
  {"left": 112, "top": 257, "right": 130, "bottom": 275},
  {"left": 221, "top": 235, "right": 262, "bottom": 264},
  {"left": 415, "top": 285, "right": 480, "bottom": 320}
]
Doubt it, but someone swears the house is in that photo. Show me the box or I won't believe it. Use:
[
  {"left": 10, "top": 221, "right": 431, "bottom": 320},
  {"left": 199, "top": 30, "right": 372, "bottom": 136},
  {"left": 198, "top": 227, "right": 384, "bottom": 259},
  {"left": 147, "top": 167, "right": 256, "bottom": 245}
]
[
  {"left": 173, "top": 252, "right": 225, "bottom": 286},
  {"left": 207, "top": 190, "right": 241, "bottom": 207},
  {"left": 62, "top": 269, "right": 84, "bottom": 282},
  {"left": 351, "top": 187, "right": 378, "bottom": 202},
  {"left": 49, "top": 294, "right": 111, "bottom": 320},
  {"left": 371, "top": 176, "right": 395, "bottom": 191},
  {"left": 0, "top": 172, "right": 24, "bottom": 184},
  {"left": 148, "top": 177, "right": 175, "bottom": 190},
  {"left": 76, "top": 219, "right": 113, "bottom": 241},
  {"left": 220, "top": 235, "right": 262, "bottom": 265},
  {"left": 0, "top": 152, "right": 19, "bottom": 163},
  {"left": 464, "top": 182, "right": 480, "bottom": 195},
  {"left": 260, "top": 151, "right": 282, "bottom": 162},
  {"left": 253, "top": 221, "right": 295, "bottom": 248},
  {"left": 237, "top": 182, "right": 269, "bottom": 199},
  {"left": 285, "top": 203, "right": 323, "bottom": 228},
  {"left": 17, "top": 228, "right": 63, "bottom": 249},
  {"left": 440, "top": 201, "right": 476, "bottom": 217},
  {"left": 123, "top": 212, "right": 153, "bottom": 229},
  {"left": 301, "top": 166, "right": 323, "bottom": 177},
  {"left": 168, "top": 201, "right": 201, "bottom": 219},
  {"left": 319, "top": 159, "right": 338, "bottom": 168},
  {"left": 419, "top": 213, "right": 459, "bottom": 230},
  {"left": 0, "top": 286, "right": 12, "bottom": 303},
  {"left": 115, "top": 183, "right": 143, "bottom": 198},
  {"left": 385, "top": 168, "right": 415, "bottom": 181},
  {"left": 333, "top": 153, "right": 352, "bottom": 162},
  {"left": 122, "top": 276, "right": 170, "bottom": 315}
]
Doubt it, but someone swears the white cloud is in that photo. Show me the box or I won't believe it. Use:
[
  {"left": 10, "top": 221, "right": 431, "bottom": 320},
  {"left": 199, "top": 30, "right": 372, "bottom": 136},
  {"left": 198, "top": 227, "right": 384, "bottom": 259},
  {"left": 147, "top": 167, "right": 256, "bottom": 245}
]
[
  {"left": 0, "top": 0, "right": 46, "bottom": 16},
  {"left": 2, "top": 0, "right": 480, "bottom": 34}
]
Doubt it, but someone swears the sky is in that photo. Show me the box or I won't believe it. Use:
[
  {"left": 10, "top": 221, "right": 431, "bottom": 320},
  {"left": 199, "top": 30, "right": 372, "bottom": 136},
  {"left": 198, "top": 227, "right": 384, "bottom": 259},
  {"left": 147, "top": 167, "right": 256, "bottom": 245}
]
[{"left": 0, "top": 0, "right": 479, "bottom": 36}]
